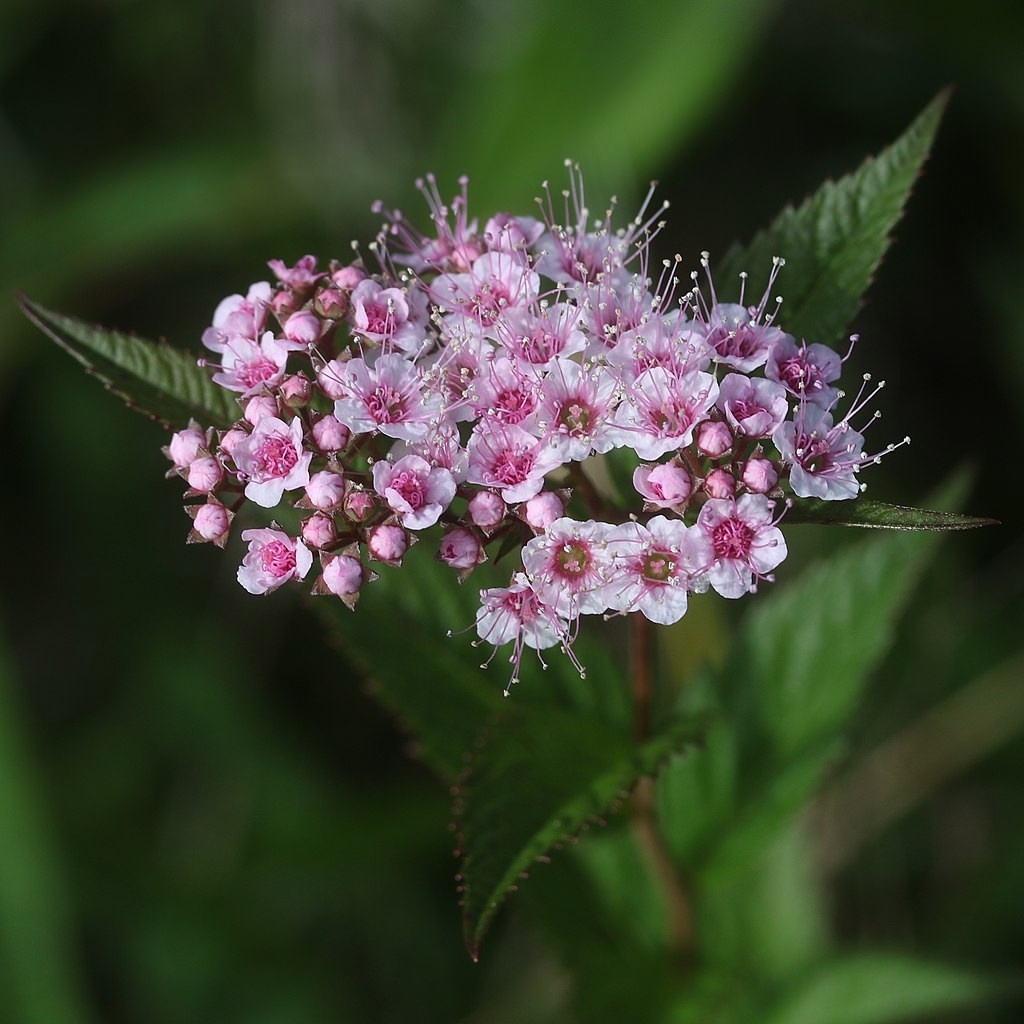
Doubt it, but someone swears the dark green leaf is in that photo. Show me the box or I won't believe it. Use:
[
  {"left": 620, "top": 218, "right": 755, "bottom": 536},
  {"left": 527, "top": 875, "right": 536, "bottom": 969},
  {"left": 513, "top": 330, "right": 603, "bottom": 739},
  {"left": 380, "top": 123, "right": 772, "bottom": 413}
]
[
  {"left": 458, "top": 705, "right": 705, "bottom": 958},
  {"left": 764, "top": 954, "right": 1013, "bottom": 1024},
  {"left": 18, "top": 293, "right": 239, "bottom": 428},
  {"left": 717, "top": 91, "right": 949, "bottom": 345},
  {"left": 786, "top": 497, "right": 997, "bottom": 531}
]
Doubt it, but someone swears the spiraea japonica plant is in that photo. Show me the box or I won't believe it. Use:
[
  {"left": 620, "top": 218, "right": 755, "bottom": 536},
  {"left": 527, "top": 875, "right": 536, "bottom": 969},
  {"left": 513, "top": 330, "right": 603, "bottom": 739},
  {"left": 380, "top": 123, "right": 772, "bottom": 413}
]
[{"left": 22, "top": 91, "right": 1005, "bottom": 1016}]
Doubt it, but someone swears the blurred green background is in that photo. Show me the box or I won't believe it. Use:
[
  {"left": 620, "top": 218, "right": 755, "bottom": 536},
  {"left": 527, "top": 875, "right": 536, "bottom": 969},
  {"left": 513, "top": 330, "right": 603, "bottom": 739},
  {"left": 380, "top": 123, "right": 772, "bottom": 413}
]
[{"left": 1, "top": 1, "right": 1022, "bottom": 1021}]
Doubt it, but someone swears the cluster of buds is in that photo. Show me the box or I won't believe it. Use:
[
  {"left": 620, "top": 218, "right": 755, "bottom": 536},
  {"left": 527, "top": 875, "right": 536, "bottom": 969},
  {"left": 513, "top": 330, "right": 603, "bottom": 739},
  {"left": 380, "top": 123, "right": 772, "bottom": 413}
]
[{"left": 163, "top": 163, "right": 906, "bottom": 691}]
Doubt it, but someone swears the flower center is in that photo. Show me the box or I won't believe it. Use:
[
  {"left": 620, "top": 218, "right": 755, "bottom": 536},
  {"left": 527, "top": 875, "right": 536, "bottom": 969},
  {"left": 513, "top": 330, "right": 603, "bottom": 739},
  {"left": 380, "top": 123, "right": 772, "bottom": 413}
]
[
  {"left": 494, "top": 387, "right": 534, "bottom": 423},
  {"left": 239, "top": 357, "right": 279, "bottom": 390},
  {"left": 558, "top": 400, "right": 591, "bottom": 434},
  {"left": 555, "top": 541, "right": 591, "bottom": 578},
  {"left": 642, "top": 550, "right": 675, "bottom": 583},
  {"left": 367, "top": 385, "right": 404, "bottom": 423},
  {"left": 391, "top": 471, "right": 425, "bottom": 509},
  {"left": 255, "top": 435, "right": 298, "bottom": 478},
  {"left": 260, "top": 540, "right": 296, "bottom": 578},
  {"left": 492, "top": 445, "right": 534, "bottom": 485},
  {"left": 712, "top": 517, "right": 755, "bottom": 560}
]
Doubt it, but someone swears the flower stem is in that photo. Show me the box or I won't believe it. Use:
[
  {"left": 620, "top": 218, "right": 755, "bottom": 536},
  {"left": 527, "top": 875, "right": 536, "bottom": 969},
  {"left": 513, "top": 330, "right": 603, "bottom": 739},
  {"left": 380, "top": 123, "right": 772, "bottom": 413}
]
[{"left": 630, "top": 613, "right": 695, "bottom": 969}]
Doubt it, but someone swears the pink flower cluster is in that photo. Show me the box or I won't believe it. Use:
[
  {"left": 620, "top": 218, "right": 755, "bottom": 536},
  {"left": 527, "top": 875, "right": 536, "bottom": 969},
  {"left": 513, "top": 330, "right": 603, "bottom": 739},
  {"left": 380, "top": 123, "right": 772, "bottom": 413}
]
[{"left": 164, "top": 164, "right": 906, "bottom": 691}]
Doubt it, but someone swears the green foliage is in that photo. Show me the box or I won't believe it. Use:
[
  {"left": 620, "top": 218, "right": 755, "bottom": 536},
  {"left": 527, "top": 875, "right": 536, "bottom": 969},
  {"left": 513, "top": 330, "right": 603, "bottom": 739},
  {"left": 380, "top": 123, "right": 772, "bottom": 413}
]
[
  {"left": 718, "top": 91, "right": 949, "bottom": 345},
  {"left": 763, "top": 954, "right": 1009, "bottom": 1024},
  {"left": 457, "top": 705, "right": 705, "bottom": 957},
  {"left": 786, "top": 496, "right": 997, "bottom": 530},
  {"left": 17, "top": 295, "right": 239, "bottom": 429}
]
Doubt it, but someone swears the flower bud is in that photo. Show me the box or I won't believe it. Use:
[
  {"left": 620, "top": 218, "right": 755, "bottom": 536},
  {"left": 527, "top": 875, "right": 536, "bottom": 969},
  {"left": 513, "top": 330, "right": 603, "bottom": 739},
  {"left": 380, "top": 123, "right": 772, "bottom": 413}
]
[
  {"left": 704, "top": 467, "right": 736, "bottom": 499},
  {"left": 367, "top": 523, "right": 408, "bottom": 565},
  {"left": 219, "top": 427, "right": 249, "bottom": 455},
  {"left": 322, "top": 553, "right": 364, "bottom": 596},
  {"left": 315, "top": 286, "right": 348, "bottom": 319},
  {"left": 271, "top": 289, "right": 299, "bottom": 320},
  {"left": 166, "top": 424, "right": 206, "bottom": 468},
  {"left": 741, "top": 458, "right": 779, "bottom": 494},
  {"left": 317, "top": 358, "right": 348, "bottom": 400},
  {"left": 305, "top": 471, "right": 345, "bottom": 511},
  {"left": 332, "top": 265, "right": 365, "bottom": 289},
  {"left": 280, "top": 373, "right": 312, "bottom": 409},
  {"left": 438, "top": 527, "right": 485, "bottom": 571},
  {"left": 283, "top": 310, "right": 321, "bottom": 345},
  {"left": 301, "top": 513, "right": 337, "bottom": 549},
  {"left": 696, "top": 420, "right": 733, "bottom": 458},
  {"left": 633, "top": 462, "right": 692, "bottom": 509},
  {"left": 244, "top": 395, "right": 278, "bottom": 425},
  {"left": 344, "top": 486, "right": 376, "bottom": 523},
  {"left": 468, "top": 490, "right": 506, "bottom": 531},
  {"left": 522, "top": 491, "right": 564, "bottom": 532},
  {"left": 311, "top": 414, "right": 350, "bottom": 452},
  {"left": 187, "top": 456, "right": 223, "bottom": 493},
  {"left": 189, "top": 500, "right": 233, "bottom": 546}
]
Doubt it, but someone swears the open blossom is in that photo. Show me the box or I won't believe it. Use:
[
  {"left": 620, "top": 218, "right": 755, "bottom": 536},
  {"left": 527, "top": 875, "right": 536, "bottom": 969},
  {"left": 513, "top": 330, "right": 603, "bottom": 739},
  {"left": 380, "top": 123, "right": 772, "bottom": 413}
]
[
  {"left": 237, "top": 528, "right": 313, "bottom": 595},
  {"left": 773, "top": 403, "right": 864, "bottom": 500},
  {"left": 466, "top": 421, "right": 564, "bottom": 503},
  {"left": 766, "top": 337, "right": 842, "bottom": 406},
  {"left": 372, "top": 454, "right": 456, "bottom": 530},
  {"left": 431, "top": 250, "right": 540, "bottom": 333},
  {"left": 521, "top": 518, "right": 615, "bottom": 617},
  {"left": 211, "top": 332, "right": 294, "bottom": 397},
  {"left": 333, "top": 354, "right": 443, "bottom": 441},
  {"left": 232, "top": 416, "right": 312, "bottom": 507},
  {"left": 605, "top": 516, "right": 711, "bottom": 625},
  {"left": 201, "top": 281, "right": 271, "bottom": 352},
  {"left": 717, "top": 373, "right": 790, "bottom": 438},
  {"left": 695, "top": 494, "right": 787, "bottom": 598}
]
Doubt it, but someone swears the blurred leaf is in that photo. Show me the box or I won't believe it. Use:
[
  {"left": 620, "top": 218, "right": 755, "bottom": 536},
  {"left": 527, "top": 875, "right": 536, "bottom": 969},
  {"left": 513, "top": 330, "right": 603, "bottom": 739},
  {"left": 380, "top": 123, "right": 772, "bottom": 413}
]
[
  {"left": 786, "top": 496, "right": 996, "bottom": 530},
  {"left": 432, "top": 0, "right": 778, "bottom": 210},
  {"left": 763, "top": 953, "right": 1012, "bottom": 1024},
  {"left": 17, "top": 294, "right": 239, "bottom": 428},
  {"left": 458, "top": 705, "right": 705, "bottom": 958},
  {"left": 718, "top": 91, "right": 949, "bottom": 344},
  {"left": 0, "top": 624, "right": 97, "bottom": 1024}
]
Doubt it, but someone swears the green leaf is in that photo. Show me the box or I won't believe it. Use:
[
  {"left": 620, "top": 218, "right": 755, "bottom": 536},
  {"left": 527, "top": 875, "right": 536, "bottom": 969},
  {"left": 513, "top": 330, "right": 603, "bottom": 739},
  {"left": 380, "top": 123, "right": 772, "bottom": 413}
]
[
  {"left": 17, "top": 293, "right": 240, "bottom": 429},
  {"left": 717, "top": 91, "right": 949, "bottom": 345},
  {"left": 457, "top": 705, "right": 705, "bottom": 958},
  {"left": 786, "top": 497, "right": 997, "bottom": 531},
  {"left": 764, "top": 954, "right": 1012, "bottom": 1024}
]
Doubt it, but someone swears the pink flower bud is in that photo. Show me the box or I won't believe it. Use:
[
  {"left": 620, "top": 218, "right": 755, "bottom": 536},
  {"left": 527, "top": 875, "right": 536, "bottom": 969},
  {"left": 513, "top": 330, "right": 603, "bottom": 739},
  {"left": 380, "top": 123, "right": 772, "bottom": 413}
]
[
  {"left": 305, "top": 471, "right": 345, "bottom": 510},
  {"left": 344, "top": 486, "right": 376, "bottom": 523},
  {"left": 190, "top": 500, "right": 232, "bottom": 545},
  {"left": 219, "top": 427, "right": 250, "bottom": 455},
  {"left": 315, "top": 286, "right": 348, "bottom": 319},
  {"left": 322, "top": 553, "right": 364, "bottom": 596},
  {"left": 332, "top": 265, "right": 365, "bottom": 289},
  {"left": 311, "top": 414, "right": 350, "bottom": 452},
  {"left": 271, "top": 289, "right": 299, "bottom": 319},
  {"left": 741, "top": 458, "right": 779, "bottom": 494},
  {"left": 633, "top": 462, "right": 692, "bottom": 509},
  {"left": 280, "top": 374, "right": 312, "bottom": 409},
  {"left": 696, "top": 420, "right": 733, "bottom": 458},
  {"left": 187, "top": 456, "right": 223, "bottom": 493},
  {"left": 468, "top": 490, "right": 506, "bottom": 531},
  {"left": 301, "top": 513, "right": 338, "bottom": 549},
  {"left": 367, "top": 523, "right": 408, "bottom": 564},
  {"left": 283, "top": 310, "right": 321, "bottom": 345},
  {"left": 438, "top": 527, "right": 484, "bottom": 571},
  {"left": 244, "top": 395, "right": 278, "bottom": 425},
  {"left": 317, "top": 358, "right": 348, "bottom": 400},
  {"left": 522, "top": 491, "right": 564, "bottom": 532},
  {"left": 704, "top": 467, "right": 736, "bottom": 499},
  {"left": 166, "top": 424, "right": 206, "bottom": 468}
]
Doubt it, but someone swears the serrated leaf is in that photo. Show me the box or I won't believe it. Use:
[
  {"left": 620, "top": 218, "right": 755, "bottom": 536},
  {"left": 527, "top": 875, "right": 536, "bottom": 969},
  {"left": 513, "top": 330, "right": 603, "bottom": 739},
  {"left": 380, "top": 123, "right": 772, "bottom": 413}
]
[
  {"left": 18, "top": 294, "right": 239, "bottom": 428},
  {"left": 764, "top": 954, "right": 1012, "bottom": 1024},
  {"left": 786, "top": 497, "right": 997, "bottom": 531},
  {"left": 717, "top": 91, "right": 949, "bottom": 345},
  {"left": 458, "top": 705, "right": 705, "bottom": 958}
]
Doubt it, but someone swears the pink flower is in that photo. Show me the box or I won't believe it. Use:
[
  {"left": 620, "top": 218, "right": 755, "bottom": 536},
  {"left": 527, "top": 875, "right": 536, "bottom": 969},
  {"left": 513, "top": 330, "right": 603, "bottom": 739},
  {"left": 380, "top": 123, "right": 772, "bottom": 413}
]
[
  {"left": 701, "top": 303, "right": 788, "bottom": 372},
  {"left": 349, "top": 279, "right": 424, "bottom": 352},
  {"left": 232, "top": 416, "right": 312, "bottom": 508},
  {"left": 333, "top": 355, "right": 443, "bottom": 442},
  {"left": 717, "top": 373, "right": 790, "bottom": 438},
  {"left": 267, "top": 254, "right": 323, "bottom": 290},
  {"left": 773, "top": 404, "right": 864, "bottom": 501},
  {"left": 469, "top": 358, "right": 540, "bottom": 427},
  {"left": 496, "top": 303, "right": 586, "bottom": 368},
  {"left": 535, "top": 358, "right": 618, "bottom": 461},
  {"left": 605, "top": 516, "right": 709, "bottom": 625},
  {"left": 765, "top": 337, "right": 842, "bottom": 406},
  {"left": 237, "top": 528, "right": 312, "bottom": 595},
  {"left": 466, "top": 421, "right": 564, "bottom": 503},
  {"left": 201, "top": 282, "right": 272, "bottom": 352},
  {"left": 371, "top": 454, "right": 456, "bottom": 530},
  {"left": 474, "top": 572, "right": 572, "bottom": 694},
  {"left": 521, "top": 518, "right": 615, "bottom": 617},
  {"left": 211, "top": 332, "right": 292, "bottom": 397},
  {"left": 610, "top": 367, "right": 719, "bottom": 461},
  {"left": 438, "top": 527, "right": 485, "bottom": 572},
  {"left": 431, "top": 250, "right": 539, "bottom": 333},
  {"left": 694, "top": 495, "right": 787, "bottom": 599}
]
